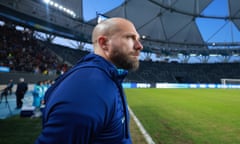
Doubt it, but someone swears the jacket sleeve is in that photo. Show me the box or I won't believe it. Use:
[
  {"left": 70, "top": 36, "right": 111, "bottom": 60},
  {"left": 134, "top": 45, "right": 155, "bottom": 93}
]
[{"left": 35, "top": 101, "right": 103, "bottom": 144}]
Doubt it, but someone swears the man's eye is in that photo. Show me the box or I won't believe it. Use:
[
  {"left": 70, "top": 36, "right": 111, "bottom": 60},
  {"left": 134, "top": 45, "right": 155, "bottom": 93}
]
[
  {"left": 127, "top": 35, "right": 135, "bottom": 40},
  {"left": 126, "top": 36, "right": 133, "bottom": 39}
]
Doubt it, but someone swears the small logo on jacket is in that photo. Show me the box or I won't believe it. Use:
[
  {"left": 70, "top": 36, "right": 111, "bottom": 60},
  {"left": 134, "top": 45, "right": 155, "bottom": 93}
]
[{"left": 121, "top": 117, "right": 125, "bottom": 124}]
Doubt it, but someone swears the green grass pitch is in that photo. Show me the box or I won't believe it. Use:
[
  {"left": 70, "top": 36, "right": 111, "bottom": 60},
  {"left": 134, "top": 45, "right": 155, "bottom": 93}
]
[
  {"left": 0, "top": 88, "right": 239, "bottom": 144},
  {"left": 125, "top": 88, "right": 240, "bottom": 144}
]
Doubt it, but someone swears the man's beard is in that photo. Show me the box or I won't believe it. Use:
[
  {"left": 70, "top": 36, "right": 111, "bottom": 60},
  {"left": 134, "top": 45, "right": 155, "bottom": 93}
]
[{"left": 110, "top": 49, "right": 140, "bottom": 71}]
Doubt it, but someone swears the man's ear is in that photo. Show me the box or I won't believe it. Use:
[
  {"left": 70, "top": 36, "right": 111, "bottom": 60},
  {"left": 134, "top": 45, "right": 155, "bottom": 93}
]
[{"left": 98, "top": 36, "right": 108, "bottom": 50}]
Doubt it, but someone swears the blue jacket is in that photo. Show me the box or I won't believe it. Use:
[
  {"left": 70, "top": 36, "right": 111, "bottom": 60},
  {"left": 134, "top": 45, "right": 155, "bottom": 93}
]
[{"left": 35, "top": 53, "right": 132, "bottom": 144}]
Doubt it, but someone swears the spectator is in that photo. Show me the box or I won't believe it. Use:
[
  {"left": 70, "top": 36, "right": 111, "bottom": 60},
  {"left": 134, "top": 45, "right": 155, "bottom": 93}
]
[{"left": 15, "top": 78, "right": 28, "bottom": 109}]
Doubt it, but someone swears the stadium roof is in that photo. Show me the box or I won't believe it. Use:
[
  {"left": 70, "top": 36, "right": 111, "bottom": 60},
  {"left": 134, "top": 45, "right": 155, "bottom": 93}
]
[
  {"left": 0, "top": 0, "right": 240, "bottom": 57},
  {"left": 90, "top": 0, "right": 210, "bottom": 50},
  {"left": 88, "top": 0, "right": 240, "bottom": 53}
]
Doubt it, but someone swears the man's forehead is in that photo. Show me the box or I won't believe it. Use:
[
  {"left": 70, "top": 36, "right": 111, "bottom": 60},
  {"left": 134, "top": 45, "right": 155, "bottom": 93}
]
[{"left": 109, "top": 20, "right": 140, "bottom": 38}]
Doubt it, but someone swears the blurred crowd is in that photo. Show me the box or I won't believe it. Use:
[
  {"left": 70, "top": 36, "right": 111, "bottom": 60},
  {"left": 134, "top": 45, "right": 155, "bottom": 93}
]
[{"left": 0, "top": 20, "right": 69, "bottom": 75}]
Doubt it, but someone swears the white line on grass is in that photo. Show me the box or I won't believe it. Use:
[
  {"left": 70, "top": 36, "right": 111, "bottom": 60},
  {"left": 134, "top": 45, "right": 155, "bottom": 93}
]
[{"left": 128, "top": 106, "right": 155, "bottom": 144}]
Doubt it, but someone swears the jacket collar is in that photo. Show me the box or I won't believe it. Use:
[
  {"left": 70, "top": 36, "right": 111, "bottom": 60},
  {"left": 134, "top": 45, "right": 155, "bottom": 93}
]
[{"left": 77, "top": 53, "right": 128, "bottom": 83}]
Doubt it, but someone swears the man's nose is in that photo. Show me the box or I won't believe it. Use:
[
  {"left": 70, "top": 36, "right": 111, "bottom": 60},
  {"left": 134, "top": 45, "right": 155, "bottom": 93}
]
[{"left": 135, "top": 40, "right": 143, "bottom": 51}]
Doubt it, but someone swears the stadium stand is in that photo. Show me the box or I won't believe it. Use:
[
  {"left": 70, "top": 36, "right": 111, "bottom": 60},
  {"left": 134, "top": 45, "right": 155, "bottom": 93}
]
[
  {"left": 0, "top": 22, "right": 65, "bottom": 74},
  {"left": 127, "top": 62, "right": 240, "bottom": 84},
  {"left": 1, "top": 19, "right": 240, "bottom": 85},
  {"left": 46, "top": 42, "right": 89, "bottom": 65}
]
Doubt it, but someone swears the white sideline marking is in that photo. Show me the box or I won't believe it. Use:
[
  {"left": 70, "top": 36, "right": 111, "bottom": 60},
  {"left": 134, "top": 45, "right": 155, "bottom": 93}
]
[{"left": 128, "top": 106, "right": 155, "bottom": 144}]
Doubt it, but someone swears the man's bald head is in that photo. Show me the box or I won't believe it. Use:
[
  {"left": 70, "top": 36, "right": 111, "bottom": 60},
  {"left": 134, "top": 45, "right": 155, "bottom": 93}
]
[{"left": 92, "top": 17, "right": 134, "bottom": 47}]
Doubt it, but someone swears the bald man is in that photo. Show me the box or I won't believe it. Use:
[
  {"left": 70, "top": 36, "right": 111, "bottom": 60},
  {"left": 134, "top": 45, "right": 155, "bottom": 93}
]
[{"left": 35, "top": 17, "right": 143, "bottom": 144}]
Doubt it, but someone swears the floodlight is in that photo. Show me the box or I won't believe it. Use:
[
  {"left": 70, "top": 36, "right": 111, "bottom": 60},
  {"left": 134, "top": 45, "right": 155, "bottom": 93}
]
[{"left": 43, "top": 0, "right": 50, "bottom": 4}]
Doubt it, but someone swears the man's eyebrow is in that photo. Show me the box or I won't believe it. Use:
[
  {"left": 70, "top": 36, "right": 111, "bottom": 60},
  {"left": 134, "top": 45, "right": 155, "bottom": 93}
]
[{"left": 125, "top": 32, "right": 140, "bottom": 39}]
